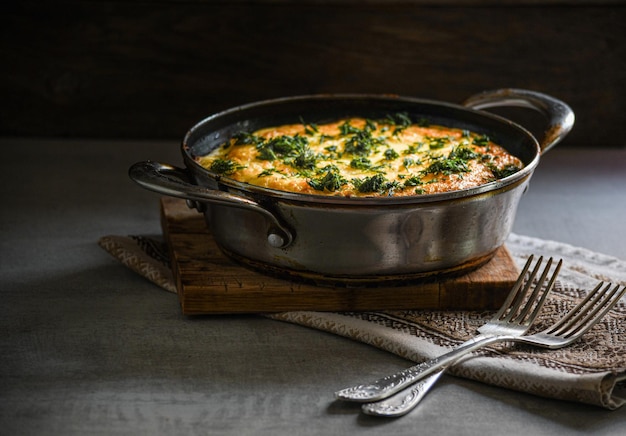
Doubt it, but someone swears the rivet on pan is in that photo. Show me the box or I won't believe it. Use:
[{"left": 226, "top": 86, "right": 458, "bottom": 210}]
[{"left": 267, "top": 233, "right": 285, "bottom": 248}]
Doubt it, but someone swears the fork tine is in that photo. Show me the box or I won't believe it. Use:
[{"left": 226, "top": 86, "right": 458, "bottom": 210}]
[
  {"left": 548, "top": 283, "right": 626, "bottom": 339},
  {"left": 545, "top": 281, "right": 606, "bottom": 334},
  {"left": 562, "top": 284, "right": 626, "bottom": 339},
  {"left": 499, "top": 255, "right": 545, "bottom": 322},
  {"left": 519, "top": 258, "right": 562, "bottom": 326},
  {"left": 505, "top": 256, "right": 560, "bottom": 325},
  {"left": 514, "top": 257, "right": 552, "bottom": 321},
  {"left": 493, "top": 255, "right": 536, "bottom": 320}
]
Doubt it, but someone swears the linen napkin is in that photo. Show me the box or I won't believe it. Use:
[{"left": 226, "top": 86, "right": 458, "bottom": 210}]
[{"left": 98, "top": 233, "right": 626, "bottom": 409}]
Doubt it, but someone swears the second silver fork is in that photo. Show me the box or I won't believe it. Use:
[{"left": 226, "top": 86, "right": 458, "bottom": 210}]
[
  {"left": 335, "top": 255, "right": 562, "bottom": 406},
  {"left": 364, "top": 279, "right": 625, "bottom": 417}
]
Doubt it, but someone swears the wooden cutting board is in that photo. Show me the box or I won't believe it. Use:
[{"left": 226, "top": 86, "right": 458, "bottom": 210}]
[{"left": 160, "top": 197, "right": 519, "bottom": 315}]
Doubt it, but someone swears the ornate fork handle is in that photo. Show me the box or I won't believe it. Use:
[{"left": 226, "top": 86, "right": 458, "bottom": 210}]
[
  {"left": 361, "top": 371, "right": 444, "bottom": 416},
  {"left": 364, "top": 282, "right": 626, "bottom": 417},
  {"left": 335, "top": 334, "right": 504, "bottom": 402}
]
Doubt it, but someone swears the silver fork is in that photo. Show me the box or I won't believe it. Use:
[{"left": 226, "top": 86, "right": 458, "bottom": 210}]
[
  {"left": 335, "top": 255, "right": 561, "bottom": 403},
  {"left": 363, "top": 280, "right": 626, "bottom": 417}
]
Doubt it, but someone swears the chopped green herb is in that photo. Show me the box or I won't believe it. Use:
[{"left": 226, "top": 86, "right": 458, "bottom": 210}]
[
  {"left": 404, "top": 143, "right": 422, "bottom": 155},
  {"left": 403, "top": 175, "right": 423, "bottom": 187},
  {"left": 257, "top": 168, "right": 283, "bottom": 177},
  {"left": 365, "top": 119, "right": 377, "bottom": 131},
  {"left": 273, "top": 135, "right": 308, "bottom": 155},
  {"left": 350, "top": 156, "right": 373, "bottom": 170},
  {"left": 489, "top": 163, "right": 521, "bottom": 179},
  {"left": 210, "top": 159, "right": 246, "bottom": 175},
  {"left": 256, "top": 134, "right": 309, "bottom": 162},
  {"left": 348, "top": 156, "right": 387, "bottom": 173},
  {"left": 392, "top": 113, "right": 412, "bottom": 135},
  {"left": 319, "top": 134, "right": 333, "bottom": 145},
  {"left": 403, "top": 157, "right": 416, "bottom": 169},
  {"left": 449, "top": 145, "right": 481, "bottom": 161},
  {"left": 292, "top": 147, "right": 319, "bottom": 170},
  {"left": 473, "top": 134, "right": 490, "bottom": 147},
  {"left": 300, "top": 117, "right": 319, "bottom": 136},
  {"left": 352, "top": 174, "right": 397, "bottom": 194},
  {"left": 422, "top": 156, "right": 470, "bottom": 176},
  {"left": 308, "top": 169, "right": 347, "bottom": 192},
  {"left": 427, "top": 136, "right": 450, "bottom": 150},
  {"left": 381, "top": 112, "right": 412, "bottom": 135},
  {"left": 343, "top": 129, "right": 386, "bottom": 156},
  {"left": 339, "top": 121, "right": 363, "bottom": 136},
  {"left": 384, "top": 148, "right": 400, "bottom": 160},
  {"left": 257, "top": 147, "right": 277, "bottom": 161}
]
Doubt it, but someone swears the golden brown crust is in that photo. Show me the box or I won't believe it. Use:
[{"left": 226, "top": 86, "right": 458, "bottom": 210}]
[{"left": 196, "top": 116, "right": 523, "bottom": 197}]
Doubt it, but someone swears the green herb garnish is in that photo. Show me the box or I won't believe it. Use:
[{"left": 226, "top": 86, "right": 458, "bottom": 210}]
[
  {"left": 210, "top": 159, "right": 246, "bottom": 175},
  {"left": 403, "top": 175, "right": 424, "bottom": 187},
  {"left": 318, "top": 134, "right": 333, "bottom": 145},
  {"left": 343, "top": 129, "right": 386, "bottom": 156},
  {"left": 350, "top": 156, "right": 373, "bottom": 170},
  {"left": 423, "top": 158, "right": 469, "bottom": 175},
  {"left": 384, "top": 148, "right": 400, "bottom": 160},
  {"left": 308, "top": 169, "right": 347, "bottom": 192},
  {"left": 300, "top": 117, "right": 319, "bottom": 136},
  {"left": 489, "top": 163, "right": 521, "bottom": 179},
  {"left": 257, "top": 168, "right": 283, "bottom": 177},
  {"left": 427, "top": 136, "right": 451, "bottom": 150},
  {"left": 403, "top": 157, "right": 419, "bottom": 169},
  {"left": 339, "top": 121, "right": 363, "bottom": 136},
  {"left": 449, "top": 145, "right": 480, "bottom": 161},
  {"left": 292, "top": 147, "right": 319, "bottom": 170},
  {"left": 404, "top": 143, "right": 422, "bottom": 155},
  {"left": 473, "top": 134, "right": 490, "bottom": 147},
  {"left": 381, "top": 112, "right": 412, "bottom": 135},
  {"left": 256, "top": 134, "right": 309, "bottom": 162},
  {"left": 352, "top": 174, "right": 398, "bottom": 194}
]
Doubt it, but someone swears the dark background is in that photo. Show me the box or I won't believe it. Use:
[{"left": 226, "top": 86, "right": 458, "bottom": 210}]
[{"left": 2, "top": 1, "right": 624, "bottom": 146}]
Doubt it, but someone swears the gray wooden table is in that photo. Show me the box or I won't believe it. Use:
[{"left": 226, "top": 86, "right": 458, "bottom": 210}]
[{"left": 1, "top": 139, "right": 625, "bottom": 435}]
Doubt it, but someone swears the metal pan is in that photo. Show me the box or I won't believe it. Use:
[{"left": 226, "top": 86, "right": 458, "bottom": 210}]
[{"left": 129, "top": 88, "right": 574, "bottom": 285}]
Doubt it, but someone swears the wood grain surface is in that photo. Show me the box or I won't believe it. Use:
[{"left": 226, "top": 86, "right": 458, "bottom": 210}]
[
  {"left": 2, "top": 1, "right": 624, "bottom": 146},
  {"left": 159, "top": 197, "right": 519, "bottom": 314}
]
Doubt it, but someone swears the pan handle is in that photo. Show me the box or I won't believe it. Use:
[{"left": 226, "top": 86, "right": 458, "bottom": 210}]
[
  {"left": 463, "top": 88, "right": 575, "bottom": 153},
  {"left": 129, "top": 161, "right": 294, "bottom": 248}
]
